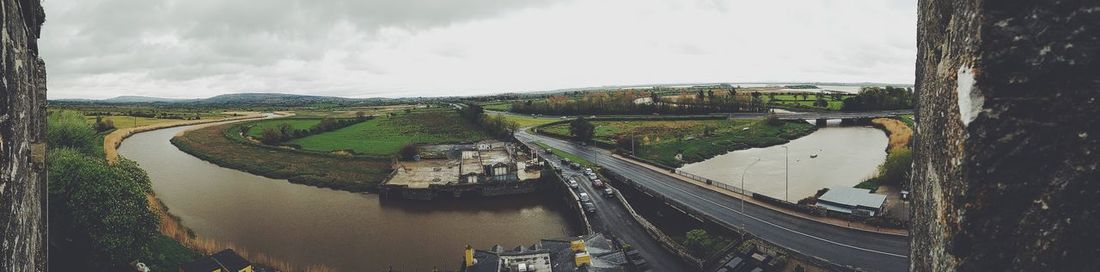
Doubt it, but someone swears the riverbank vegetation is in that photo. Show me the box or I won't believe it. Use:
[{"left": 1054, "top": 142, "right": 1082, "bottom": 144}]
[
  {"left": 539, "top": 117, "right": 816, "bottom": 167},
  {"left": 248, "top": 115, "right": 371, "bottom": 145},
  {"left": 855, "top": 118, "right": 915, "bottom": 191},
  {"left": 173, "top": 123, "right": 393, "bottom": 191},
  {"left": 47, "top": 111, "right": 200, "bottom": 271}
]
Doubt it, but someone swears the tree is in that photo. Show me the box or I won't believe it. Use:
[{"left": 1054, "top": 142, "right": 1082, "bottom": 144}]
[
  {"left": 399, "top": 144, "right": 420, "bottom": 160},
  {"left": 48, "top": 148, "right": 159, "bottom": 270},
  {"left": 814, "top": 98, "right": 829, "bottom": 107},
  {"left": 684, "top": 229, "right": 718, "bottom": 256},
  {"left": 569, "top": 116, "right": 595, "bottom": 143},
  {"left": 878, "top": 148, "right": 913, "bottom": 187},
  {"left": 260, "top": 127, "right": 284, "bottom": 145},
  {"left": 707, "top": 90, "right": 716, "bottom": 103}
]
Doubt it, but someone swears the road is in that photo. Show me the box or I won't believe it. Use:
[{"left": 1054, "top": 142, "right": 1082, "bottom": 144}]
[
  {"left": 517, "top": 129, "right": 910, "bottom": 272},
  {"left": 542, "top": 151, "right": 693, "bottom": 272}
]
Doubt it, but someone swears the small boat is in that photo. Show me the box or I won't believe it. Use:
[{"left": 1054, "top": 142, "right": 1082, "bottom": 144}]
[{"left": 810, "top": 154, "right": 819, "bottom": 158}]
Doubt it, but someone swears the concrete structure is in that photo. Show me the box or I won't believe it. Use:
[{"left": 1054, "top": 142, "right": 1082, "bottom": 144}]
[
  {"left": 1, "top": 0, "right": 48, "bottom": 270},
  {"left": 911, "top": 1, "right": 1100, "bottom": 271},
  {"left": 815, "top": 187, "right": 887, "bottom": 217},
  {"left": 381, "top": 141, "right": 545, "bottom": 200},
  {"left": 461, "top": 233, "right": 628, "bottom": 272},
  {"left": 180, "top": 249, "right": 253, "bottom": 272}
]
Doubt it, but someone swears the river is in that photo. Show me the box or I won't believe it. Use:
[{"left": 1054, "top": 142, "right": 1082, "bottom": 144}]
[
  {"left": 119, "top": 122, "right": 580, "bottom": 271},
  {"left": 677, "top": 121, "right": 888, "bottom": 201}
]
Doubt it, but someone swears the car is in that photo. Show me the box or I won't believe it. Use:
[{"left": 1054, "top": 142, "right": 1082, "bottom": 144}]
[
  {"left": 588, "top": 173, "right": 598, "bottom": 180},
  {"left": 571, "top": 163, "right": 582, "bottom": 169},
  {"left": 591, "top": 179, "right": 604, "bottom": 188},
  {"left": 568, "top": 179, "right": 579, "bottom": 189},
  {"left": 584, "top": 168, "right": 593, "bottom": 173},
  {"left": 578, "top": 192, "right": 591, "bottom": 203},
  {"left": 583, "top": 202, "right": 597, "bottom": 213},
  {"left": 603, "top": 188, "right": 615, "bottom": 197}
]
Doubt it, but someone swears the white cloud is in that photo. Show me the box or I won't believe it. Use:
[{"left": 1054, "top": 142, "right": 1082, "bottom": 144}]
[{"left": 41, "top": 0, "right": 917, "bottom": 99}]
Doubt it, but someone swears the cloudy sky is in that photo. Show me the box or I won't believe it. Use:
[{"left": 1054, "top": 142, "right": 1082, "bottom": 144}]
[{"left": 42, "top": 0, "right": 917, "bottom": 99}]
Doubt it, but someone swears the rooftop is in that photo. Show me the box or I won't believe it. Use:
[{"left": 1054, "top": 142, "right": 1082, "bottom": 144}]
[{"left": 817, "top": 187, "right": 887, "bottom": 209}]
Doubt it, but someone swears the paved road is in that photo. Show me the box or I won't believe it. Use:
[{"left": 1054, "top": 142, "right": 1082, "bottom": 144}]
[
  {"left": 775, "top": 109, "right": 914, "bottom": 120},
  {"left": 517, "top": 130, "right": 910, "bottom": 272},
  {"left": 541, "top": 150, "right": 693, "bottom": 272}
]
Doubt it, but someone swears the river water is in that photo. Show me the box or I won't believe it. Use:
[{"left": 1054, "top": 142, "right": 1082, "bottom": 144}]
[
  {"left": 119, "top": 123, "right": 579, "bottom": 271},
  {"left": 677, "top": 122, "right": 888, "bottom": 201}
]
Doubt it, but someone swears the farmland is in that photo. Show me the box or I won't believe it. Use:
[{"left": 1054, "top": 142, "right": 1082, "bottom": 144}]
[
  {"left": 242, "top": 118, "right": 323, "bottom": 138},
  {"left": 540, "top": 118, "right": 816, "bottom": 167},
  {"left": 288, "top": 108, "right": 489, "bottom": 156},
  {"left": 487, "top": 111, "right": 561, "bottom": 127}
]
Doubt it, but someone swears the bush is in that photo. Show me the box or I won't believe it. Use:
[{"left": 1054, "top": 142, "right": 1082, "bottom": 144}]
[
  {"left": 48, "top": 148, "right": 159, "bottom": 270},
  {"left": 48, "top": 110, "right": 98, "bottom": 155}
]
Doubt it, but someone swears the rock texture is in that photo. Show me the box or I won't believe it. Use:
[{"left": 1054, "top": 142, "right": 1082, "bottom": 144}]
[
  {"left": 0, "top": 0, "right": 47, "bottom": 271},
  {"left": 912, "top": 0, "right": 1099, "bottom": 271}
]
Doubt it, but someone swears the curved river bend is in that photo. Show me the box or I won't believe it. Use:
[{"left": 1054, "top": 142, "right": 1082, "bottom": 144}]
[
  {"left": 678, "top": 122, "right": 889, "bottom": 200},
  {"left": 119, "top": 123, "right": 579, "bottom": 271}
]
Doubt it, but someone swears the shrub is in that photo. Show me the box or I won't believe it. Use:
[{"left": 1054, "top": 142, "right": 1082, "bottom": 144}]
[{"left": 48, "top": 110, "right": 98, "bottom": 155}]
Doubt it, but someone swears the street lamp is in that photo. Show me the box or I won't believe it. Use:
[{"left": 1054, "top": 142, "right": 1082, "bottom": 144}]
[{"left": 740, "top": 157, "right": 761, "bottom": 236}]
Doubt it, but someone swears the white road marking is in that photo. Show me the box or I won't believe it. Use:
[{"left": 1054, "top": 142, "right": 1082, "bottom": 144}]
[{"left": 527, "top": 132, "right": 909, "bottom": 259}]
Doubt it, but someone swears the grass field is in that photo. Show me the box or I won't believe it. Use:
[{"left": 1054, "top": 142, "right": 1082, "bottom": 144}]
[
  {"left": 82, "top": 114, "right": 232, "bottom": 129},
  {"left": 172, "top": 123, "right": 392, "bottom": 192},
  {"left": 289, "top": 108, "right": 489, "bottom": 156},
  {"left": 541, "top": 118, "right": 816, "bottom": 167},
  {"left": 243, "top": 118, "right": 324, "bottom": 138},
  {"left": 542, "top": 118, "right": 757, "bottom": 146},
  {"left": 533, "top": 142, "right": 596, "bottom": 167},
  {"left": 764, "top": 94, "right": 846, "bottom": 110},
  {"left": 488, "top": 111, "right": 561, "bottom": 127}
]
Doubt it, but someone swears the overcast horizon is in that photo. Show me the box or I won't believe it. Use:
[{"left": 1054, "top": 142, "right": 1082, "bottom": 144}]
[{"left": 42, "top": 0, "right": 917, "bottom": 100}]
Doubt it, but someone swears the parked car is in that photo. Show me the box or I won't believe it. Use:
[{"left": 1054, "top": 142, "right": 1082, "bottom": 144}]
[
  {"left": 583, "top": 202, "right": 597, "bottom": 213},
  {"left": 571, "top": 162, "right": 582, "bottom": 169},
  {"left": 584, "top": 168, "right": 593, "bottom": 174},
  {"left": 588, "top": 173, "right": 598, "bottom": 180},
  {"left": 568, "top": 179, "right": 579, "bottom": 189},
  {"left": 578, "top": 193, "right": 591, "bottom": 203},
  {"left": 603, "top": 188, "right": 615, "bottom": 197},
  {"left": 591, "top": 179, "right": 604, "bottom": 188}
]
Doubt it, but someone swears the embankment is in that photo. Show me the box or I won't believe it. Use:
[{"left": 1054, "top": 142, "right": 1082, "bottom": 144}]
[
  {"left": 104, "top": 112, "right": 265, "bottom": 163},
  {"left": 170, "top": 122, "right": 391, "bottom": 192},
  {"left": 870, "top": 118, "right": 912, "bottom": 152}
]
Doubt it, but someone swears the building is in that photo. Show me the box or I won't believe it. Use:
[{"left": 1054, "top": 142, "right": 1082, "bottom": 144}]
[
  {"left": 815, "top": 187, "right": 888, "bottom": 216},
  {"left": 382, "top": 140, "right": 545, "bottom": 200},
  {"left": 462, "top": 233, "right": 628, "bottom": 272},
  {"left": 180, "top": 249, "right": 253, "bottom": 272}
]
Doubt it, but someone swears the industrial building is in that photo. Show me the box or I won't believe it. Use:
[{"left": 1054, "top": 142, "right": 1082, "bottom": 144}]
[
  {"left": 461, "top": 233, "right": 628, "bottom": 272},
  {"left": 814, "top": 187, "right": 888, "bottom": 216}
]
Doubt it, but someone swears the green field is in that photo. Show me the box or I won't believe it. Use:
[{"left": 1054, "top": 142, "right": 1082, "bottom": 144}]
[
  {"left": 243, "top": 118, "right": 324, "bottom": 138},
  {"left": 540, "top": 118, "right": 816, "bottom": 167},
  {"left": 764, "top": 94, "right": 847, "bottom": 110},
  {"left": 289, "top": 108, "right": 489, "bottom": 156},
  {"left": 488, "top": 111, "right": 561, "bottom": 128}
]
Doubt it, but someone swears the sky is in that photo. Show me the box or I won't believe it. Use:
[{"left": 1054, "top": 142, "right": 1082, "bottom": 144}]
[{"left": 41, "top": 0, "right": 917, "bottom": 99}]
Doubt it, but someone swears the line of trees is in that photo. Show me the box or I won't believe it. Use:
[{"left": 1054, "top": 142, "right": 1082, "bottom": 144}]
[
  {"left": 509, "top": 90, "right": 766, "bottom": 116},
  {"left": 841, "top": 87, "right": 915, "bottom": 111},
  {"left": 458, "top": 103, "right": 519, "bottom": 139},
  {"left": 258, "top": 114, "right": 371, "bottom": 145}
]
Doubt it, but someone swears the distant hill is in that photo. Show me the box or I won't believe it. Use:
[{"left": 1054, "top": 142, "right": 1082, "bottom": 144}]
[
  {"left": 49, "top": 93, "right": 406, "bottom": 108},
  {"left": 101, "top": 95, "right": 191, "bottom": 103},
  {"left": 195, "top": 93, "right": 359, "bottom": 106}
]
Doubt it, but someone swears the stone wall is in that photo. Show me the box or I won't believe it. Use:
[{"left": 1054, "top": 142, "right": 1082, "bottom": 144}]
[
  {"left": 0, "top": 0, "right": 47, "bottom": 271},
  {"left": 912, "top": 0, "right": 1099, "bottom": 271}
]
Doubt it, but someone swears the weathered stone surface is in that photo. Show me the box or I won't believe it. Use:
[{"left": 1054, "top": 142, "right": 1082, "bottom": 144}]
[
  {"left": 0, "top": 0, "right": 47, "bottom": 271},
  {"left": 912, "top": 0, "right": 1099, "bottom": 271}
]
